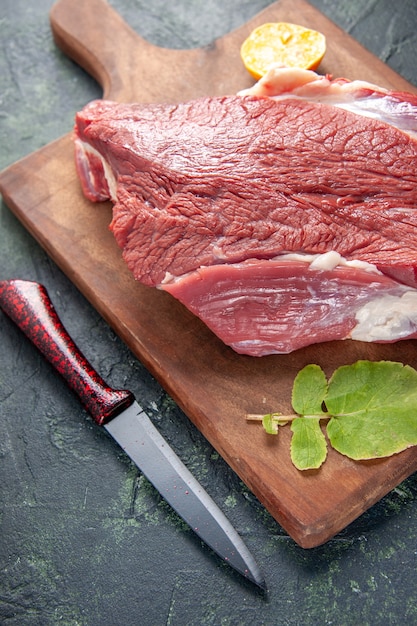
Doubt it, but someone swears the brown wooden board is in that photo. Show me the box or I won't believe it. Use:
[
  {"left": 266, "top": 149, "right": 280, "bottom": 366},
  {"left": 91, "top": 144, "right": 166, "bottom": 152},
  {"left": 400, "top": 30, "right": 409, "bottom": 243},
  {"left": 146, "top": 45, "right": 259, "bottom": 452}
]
[{"left": 1, "top": 0, "right": 417, "bottom": 548}]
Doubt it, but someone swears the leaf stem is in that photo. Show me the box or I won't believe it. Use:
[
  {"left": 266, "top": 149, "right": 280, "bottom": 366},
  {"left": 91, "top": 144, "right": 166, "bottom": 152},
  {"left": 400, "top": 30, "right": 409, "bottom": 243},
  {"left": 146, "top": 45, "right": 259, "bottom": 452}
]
[
  {"left": 246, "top": 412, "right": 330, "bottom": 422},
  {"left": 246, "top": 413, "right": 299, "bottom": 422}
]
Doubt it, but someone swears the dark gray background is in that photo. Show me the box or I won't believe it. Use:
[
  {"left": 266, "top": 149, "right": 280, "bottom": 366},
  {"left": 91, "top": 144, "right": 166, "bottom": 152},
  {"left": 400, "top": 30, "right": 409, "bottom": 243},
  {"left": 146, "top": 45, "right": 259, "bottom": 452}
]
[{"left": 1, "top": 1, "right": 417, "bottom": 624}]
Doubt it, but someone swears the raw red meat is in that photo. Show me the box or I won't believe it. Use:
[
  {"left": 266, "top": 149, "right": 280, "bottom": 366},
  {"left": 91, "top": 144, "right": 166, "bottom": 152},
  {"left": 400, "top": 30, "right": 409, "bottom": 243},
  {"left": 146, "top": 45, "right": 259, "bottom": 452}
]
[
  {"left": 74, "top": 68, "right": 417, "bottom": 355},
  {"left": 162, "top": 255, "right": 417, "bottom": 355}
]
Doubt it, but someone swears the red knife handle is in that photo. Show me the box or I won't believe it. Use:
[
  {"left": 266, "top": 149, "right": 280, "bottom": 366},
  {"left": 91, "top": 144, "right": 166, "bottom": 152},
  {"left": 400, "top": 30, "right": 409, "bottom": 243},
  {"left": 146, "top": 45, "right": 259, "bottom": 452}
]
[{"left": 0, "top": 279, "right": 134, "bottom": 425}]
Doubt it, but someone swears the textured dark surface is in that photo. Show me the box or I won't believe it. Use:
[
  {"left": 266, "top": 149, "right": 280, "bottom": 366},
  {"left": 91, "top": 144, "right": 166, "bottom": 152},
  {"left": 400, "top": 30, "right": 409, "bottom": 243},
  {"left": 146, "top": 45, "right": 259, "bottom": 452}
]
[{"left": 1, "top": 1, "right": 417, "bottom": 624}]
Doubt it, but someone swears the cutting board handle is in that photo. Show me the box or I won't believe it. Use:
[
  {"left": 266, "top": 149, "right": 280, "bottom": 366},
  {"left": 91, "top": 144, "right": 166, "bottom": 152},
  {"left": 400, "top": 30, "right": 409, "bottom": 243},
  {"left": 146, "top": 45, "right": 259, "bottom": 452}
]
[
  {"left": 50, "top": 0, "right": 162, "bottom": 102},
  {"left": 49, "top": 0, "right": 270, "bottom": 104}
]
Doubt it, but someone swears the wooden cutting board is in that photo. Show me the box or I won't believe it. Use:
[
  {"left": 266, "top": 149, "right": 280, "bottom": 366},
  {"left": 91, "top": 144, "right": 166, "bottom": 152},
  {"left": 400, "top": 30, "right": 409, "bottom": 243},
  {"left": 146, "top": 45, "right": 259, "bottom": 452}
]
[{"left": 1, "top": 0, "right": 417, "bottom": 548}]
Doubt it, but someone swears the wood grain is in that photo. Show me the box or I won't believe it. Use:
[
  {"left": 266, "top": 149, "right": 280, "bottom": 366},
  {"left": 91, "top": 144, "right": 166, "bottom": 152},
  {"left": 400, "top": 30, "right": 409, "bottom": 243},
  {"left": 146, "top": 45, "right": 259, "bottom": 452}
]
[{"left": 1, "top": 0, "right": 417, "bottom": 548}]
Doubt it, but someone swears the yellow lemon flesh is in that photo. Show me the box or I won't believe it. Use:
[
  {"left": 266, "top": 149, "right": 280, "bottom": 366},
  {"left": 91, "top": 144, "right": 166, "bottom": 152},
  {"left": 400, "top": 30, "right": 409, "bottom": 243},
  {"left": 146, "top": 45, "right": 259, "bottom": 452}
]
[{"left": 241, "top": 22, "right": 326, "bottom": 80}]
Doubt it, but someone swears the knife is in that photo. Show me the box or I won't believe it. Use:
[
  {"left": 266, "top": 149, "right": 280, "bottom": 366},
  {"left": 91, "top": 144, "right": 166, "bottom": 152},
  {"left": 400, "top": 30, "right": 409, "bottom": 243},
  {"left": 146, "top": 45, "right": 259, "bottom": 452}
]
[{"left": 0, "top": 278, "right": 266, "bottom": 590}]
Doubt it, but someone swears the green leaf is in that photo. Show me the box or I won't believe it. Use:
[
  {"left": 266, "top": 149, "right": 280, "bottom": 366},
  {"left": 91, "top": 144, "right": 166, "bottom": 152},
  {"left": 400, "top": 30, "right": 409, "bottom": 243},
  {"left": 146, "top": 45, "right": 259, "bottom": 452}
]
[
  {"left": 326, "top": 361, "right": 417, "bottom": 459},
  {"left": 290, "top": 417, "right": 327, "bottom": 470},
  {"left": 254, "top": 359, "right": 417, "bottom": 470},
  {"left": 262, "top": 413, "right": 280, "bottom": 435},
  {"left": 292, "top": 364, "right": 328, "bottom": 416}
]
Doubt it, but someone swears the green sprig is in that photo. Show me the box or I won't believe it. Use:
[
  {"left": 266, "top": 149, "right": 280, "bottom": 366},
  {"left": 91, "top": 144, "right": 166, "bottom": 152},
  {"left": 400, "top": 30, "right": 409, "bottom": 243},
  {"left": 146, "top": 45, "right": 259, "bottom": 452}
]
[{"left": 249, "top": 360, "right": 417, "bottom": 471}]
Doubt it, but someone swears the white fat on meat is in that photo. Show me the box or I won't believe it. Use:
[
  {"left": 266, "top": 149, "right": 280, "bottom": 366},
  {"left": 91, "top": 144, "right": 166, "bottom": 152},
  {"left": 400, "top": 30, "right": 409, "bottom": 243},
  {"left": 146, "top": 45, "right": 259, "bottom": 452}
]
[
  {"left": 74, "top": 139, "right": 118, "bottom": 202},
  {"left": 239, "top": 66, "right": 417, "bottom": 138},
  {"left": 282, "top": 251, "right": 381, "bottom": 274},
  {"left": 160, "top": 251, "right": 380, "bottom": 286},
  {"left": 351, "top": 292, "right": 417, "bottom": 341},
  {"left": 273, "top": 253, "right": 417, "bottom": 345}
]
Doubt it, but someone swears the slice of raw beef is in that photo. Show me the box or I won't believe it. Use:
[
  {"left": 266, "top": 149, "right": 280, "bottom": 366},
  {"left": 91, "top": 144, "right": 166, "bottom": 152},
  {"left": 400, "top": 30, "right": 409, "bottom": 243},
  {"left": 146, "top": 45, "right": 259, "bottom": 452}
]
[
  {"left": 74, "top": 68, "right": 417, "bottom": 355},
  {"left": 162, "top": 253, "right": 417, "bottom": 355}
]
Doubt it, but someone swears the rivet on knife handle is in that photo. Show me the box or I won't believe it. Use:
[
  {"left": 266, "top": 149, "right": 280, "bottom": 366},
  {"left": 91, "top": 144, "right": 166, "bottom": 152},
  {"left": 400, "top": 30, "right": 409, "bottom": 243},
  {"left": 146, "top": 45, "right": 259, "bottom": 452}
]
[
  {"left": 0, "top": 279, "right": 133, "bottom": 425},
  {"left": 0, "top": 278, "right": 266, "bottom": 590}
]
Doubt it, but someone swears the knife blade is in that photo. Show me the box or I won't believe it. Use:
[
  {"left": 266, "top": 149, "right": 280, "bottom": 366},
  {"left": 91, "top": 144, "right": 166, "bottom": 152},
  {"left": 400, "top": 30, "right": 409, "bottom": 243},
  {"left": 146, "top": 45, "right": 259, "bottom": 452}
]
[{"left": 0, "top": 279, "right": 266, "bottom": 590}]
